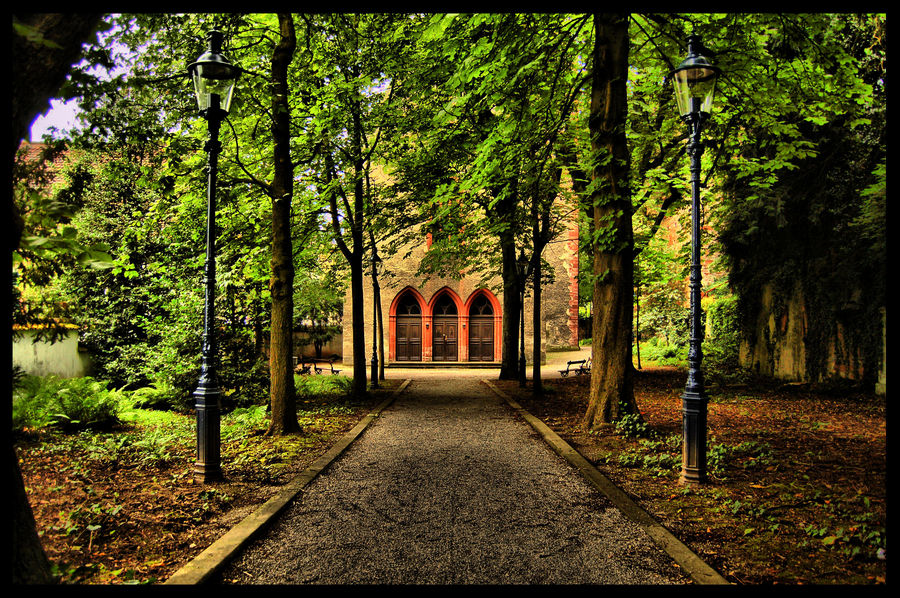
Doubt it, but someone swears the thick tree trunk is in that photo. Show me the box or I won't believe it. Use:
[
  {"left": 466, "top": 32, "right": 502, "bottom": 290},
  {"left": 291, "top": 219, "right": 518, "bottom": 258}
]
[
  {"left": 582, "top": 13, "right": 637, "bottom": 430},
  {"left": 266, "top": 14, "right": 300, "bottom": 435},
  {"left": 11, "top": 13, "right": 104, "bottom": 584}
]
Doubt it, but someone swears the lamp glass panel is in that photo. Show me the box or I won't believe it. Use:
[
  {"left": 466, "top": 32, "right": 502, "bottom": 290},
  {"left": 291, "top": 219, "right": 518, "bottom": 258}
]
[
  {"left": 673, "top": 67, "right": 717, "bottom": 117},
  {"left": 192, "top": 64, "right": 237, "bottom": 113}
]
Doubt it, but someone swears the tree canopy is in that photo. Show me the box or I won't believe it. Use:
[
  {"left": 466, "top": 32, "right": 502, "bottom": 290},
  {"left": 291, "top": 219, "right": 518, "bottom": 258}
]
[{"left": 16, "top": 11, "right": 886, "bottom": 422}]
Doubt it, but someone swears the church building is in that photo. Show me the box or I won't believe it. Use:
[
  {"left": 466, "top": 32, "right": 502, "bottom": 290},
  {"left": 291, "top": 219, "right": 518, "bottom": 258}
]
[{"left": 342, "top": 223, "right": 580, "bottom": 368}]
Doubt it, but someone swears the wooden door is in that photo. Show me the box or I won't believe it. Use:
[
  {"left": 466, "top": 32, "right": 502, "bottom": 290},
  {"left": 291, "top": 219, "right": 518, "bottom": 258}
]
[
  {"left": 432, "top": 295, "right": 459, "bottom": 361},
  {"left": 432, "top": 318, "right": 458, "bottom": 361},
  {"left": 468, "top": 294, "right": 495, "bottom": 361},
  {"left": 469, "top": 317, "right": 494, "bottom": 361},
  {"left": 395, "top": 293, "right": 422, "bottom": 361},
  {"left": 396, "top": 317, "right": 422, "bottom": 361}
]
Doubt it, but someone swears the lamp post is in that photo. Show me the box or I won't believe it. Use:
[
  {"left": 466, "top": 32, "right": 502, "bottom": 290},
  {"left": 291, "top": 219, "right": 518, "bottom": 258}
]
[
  {"left": 517, "top": 251, "right": 527, "bottom": 387},
  {"left": 370, "top": 252, "right": 382, "bottom": 389},
  {"left": 671, "top": 34, "right": 720, "bottom": 485},
  {"left": 187, "top": 31, "right": 240, "bottom": 484}
]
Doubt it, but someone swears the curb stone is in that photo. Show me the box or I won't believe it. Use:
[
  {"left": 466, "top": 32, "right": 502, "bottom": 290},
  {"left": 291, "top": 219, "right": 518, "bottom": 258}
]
[
  {"left": 164, "top": 379, "right": 412, "bottom": 585},
  {"left": 482, "top": 379, "right": 731, "bottom": 586}
]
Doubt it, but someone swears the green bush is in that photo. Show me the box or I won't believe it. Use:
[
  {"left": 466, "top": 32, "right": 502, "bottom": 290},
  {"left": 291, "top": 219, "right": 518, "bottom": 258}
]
[
  {"left": 129, "top": 380, "right": 179, "bottom": 410},
  {"left": 294, "top": 373, "right": 352, "bottom": 399},
  {"left": 704, "top": 294, "right": 745, "bottom": 381},
  {"left": 13, "top": 375, "right": 121, "bottom": 432},
  {"left": 639, "top": 336, "right": 687, "bottom": 366}
]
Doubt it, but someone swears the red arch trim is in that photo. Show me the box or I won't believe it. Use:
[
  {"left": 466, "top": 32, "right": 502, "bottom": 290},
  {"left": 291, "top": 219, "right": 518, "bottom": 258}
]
[
  {"left": 463, "top": 288, "right": 502, "bottom": 316},
  {"left": 388, "top": 286, "right": 428, "bottom": 316},
  {"left": 427, "top": 287, "right": 464, "bottom": 313}
]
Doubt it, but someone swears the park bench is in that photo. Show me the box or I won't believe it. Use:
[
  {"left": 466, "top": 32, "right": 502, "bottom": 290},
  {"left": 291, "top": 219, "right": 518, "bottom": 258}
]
[
  {"left": 559, "top": 359, "right": 590, "bottom": 377},
  {"left": 322, "top": 357, "right": 342, "bottom": 376},
  {"left": 293, "top": 357, "right": 321, "bottom": 375},
  {"left": 294, "top": 356, "right": 341, "bottom": 376}
]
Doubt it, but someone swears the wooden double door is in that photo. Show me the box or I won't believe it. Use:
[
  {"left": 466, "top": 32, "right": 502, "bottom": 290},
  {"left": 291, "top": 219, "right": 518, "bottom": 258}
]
[
  {"left": 432, "top": 295, "right": 458, "bottom": 361},
  {"left": 468, "top": 316, "right": 494, "bottom": 361},
  {"left": 396, "top": 294, "right": 422, "bottom": 361},
  {"left": 432, "top": 317, "right": 458, "bottom": 361},
  {"left": 468, "top": 294, "right": 495, "bottom": 361}
]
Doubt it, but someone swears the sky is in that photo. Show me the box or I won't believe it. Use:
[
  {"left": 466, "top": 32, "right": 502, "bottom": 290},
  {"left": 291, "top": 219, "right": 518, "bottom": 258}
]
[
  {"left": 30, "top": 99, "right": 82, "bottom": 142},
  {"left": 29, "top": 21, "right": 130, "bottom": 143}
]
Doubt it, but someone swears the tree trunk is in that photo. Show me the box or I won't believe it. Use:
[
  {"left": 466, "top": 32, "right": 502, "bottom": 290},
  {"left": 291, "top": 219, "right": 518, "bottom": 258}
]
[
  {"left": 531, "top": 251, "right": 543, "bottom": 393},
  {"left": 266, "top": 14, "right": 300, "bottom": 435},
  {"left": 498, "top": 229, "right": 520, "bottom": 380},
  {"left": 582, "top": 13, "right": 637, "bottom": 431},
  {"left": 11, "top": 13, "right": 104, "bottom": 584},
  {"left": 349, "top": 250, "right": 367, "bottom": 395}
]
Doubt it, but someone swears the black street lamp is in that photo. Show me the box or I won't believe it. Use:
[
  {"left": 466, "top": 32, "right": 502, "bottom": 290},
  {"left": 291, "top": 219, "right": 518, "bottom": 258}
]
[
  {"left": 671, "top": 34, "right": 720, "bottom": 485},
  {"left": 370, "top": 252, "right": 382, "bottom": 389},
  {"left": 187, "top": 31, "right": 240, "bottom": 484}
]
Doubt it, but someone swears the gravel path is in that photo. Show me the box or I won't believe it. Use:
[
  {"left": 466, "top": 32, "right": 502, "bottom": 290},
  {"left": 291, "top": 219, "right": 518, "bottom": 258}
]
[{"left": 215, "top": 377, "right": 691, "bottom": 585}]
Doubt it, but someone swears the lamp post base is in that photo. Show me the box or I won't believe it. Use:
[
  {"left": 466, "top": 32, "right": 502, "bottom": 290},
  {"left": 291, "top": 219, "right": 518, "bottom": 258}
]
[
  {"left": 194, "top": 387, "right": 223, "bottom": 483},
  {"left": 193, "top": 463, "right": 224, "bottom": 484},
  {"left": 680, "top": 389, "right": 708, "bottom": 485},
  {"left": 371, "top": 353, "right": 379, "bottom": 389}
]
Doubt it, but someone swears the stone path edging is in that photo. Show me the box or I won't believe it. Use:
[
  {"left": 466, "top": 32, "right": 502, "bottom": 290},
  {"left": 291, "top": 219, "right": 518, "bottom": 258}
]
[
  {"left": 164, "top": 379, "right": 411, "bottom": 585},
  {"left": 482, "top": 379, "right": 730, "bottom": 585},
  {"left": 166, "top": 376, "right": 728, "bottom": 585}
]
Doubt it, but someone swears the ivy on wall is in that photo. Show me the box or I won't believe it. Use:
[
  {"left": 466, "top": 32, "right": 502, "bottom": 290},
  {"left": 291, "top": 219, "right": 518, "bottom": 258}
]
[{"left": 718, "top": 111, "right": 885, "bottom": 386}]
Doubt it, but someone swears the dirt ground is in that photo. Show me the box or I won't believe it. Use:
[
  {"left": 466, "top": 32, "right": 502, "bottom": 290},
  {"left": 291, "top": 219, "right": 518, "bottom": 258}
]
[
  {"left": 15, "top": 366, "right": 887, "bottom": 585},
  {"left": 500, "top": 366, "right": 887, "bottom": 585},
  {"left": 15, "top": 387, "right": 391, "bottom": 585}
]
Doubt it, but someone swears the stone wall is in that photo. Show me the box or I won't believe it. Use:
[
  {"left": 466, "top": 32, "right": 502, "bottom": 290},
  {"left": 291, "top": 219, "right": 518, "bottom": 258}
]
[
  {"left": 739, "top": 281, "right": 886, "bottom": 394},
  {"left": 13, "top": 328, "right": 93, "bottom": 378}
]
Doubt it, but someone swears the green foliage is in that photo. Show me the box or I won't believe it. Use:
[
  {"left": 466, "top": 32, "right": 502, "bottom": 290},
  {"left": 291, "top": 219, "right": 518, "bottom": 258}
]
[
  {"left": 615, "top": 435, "right": 682, "bottom": 477},
  {"left": 638, "top": 337, "right": 687, "bottom": 367},
  {"left": 221, "top": 405, "right": 269, "bottom": 441},
  {"left": 13, "top": 376, "right": 121, "bottom": 432},
  {"left": 614, "top": 410, "right": 654, "bottom": 439},
  {"left": 703, "top": 294, "right": 749, "bottom": 384},
  {"left": 294, "top": 374, "right": 353, "bottom": 400},
  {"left": 128, "top": 380, "right": 179, "bottom": 411},
  {"left": 707, "top": 439, "right": 775, "bottom": 479},
  {"left": 713, "top": 15, "right": 886, "bottom": 386}
]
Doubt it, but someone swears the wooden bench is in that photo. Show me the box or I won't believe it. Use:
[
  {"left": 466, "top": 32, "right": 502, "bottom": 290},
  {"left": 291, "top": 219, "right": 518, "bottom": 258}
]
[
  {"left": 294, "top": 357, "right": 321, "bottom": 375},
  {"left": 294, "top": 356, "right": 341, "bottom": 376},
  {"left": 559, "top": 359, "right": 590, "bottom": 377},
  {"left": 322, "top": 358, "right": 341, "bottom": 376}
]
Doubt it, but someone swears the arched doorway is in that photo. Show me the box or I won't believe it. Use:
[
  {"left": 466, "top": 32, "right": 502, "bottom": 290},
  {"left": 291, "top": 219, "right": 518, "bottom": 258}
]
[
  {"left": 395, "top": 292, "right": 422, "bottom": 361},
  {"left": 468, "top": 293, "right": 495, "bottom": 361},
  {"left": 432, "top": 294, "right": 458, "bottom": 361}
]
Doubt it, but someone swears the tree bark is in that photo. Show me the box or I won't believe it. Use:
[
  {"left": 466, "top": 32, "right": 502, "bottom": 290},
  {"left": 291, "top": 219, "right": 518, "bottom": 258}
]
[
  {"left": 11, "top": 13, "right": 105, "bottom": 584},
  {"left": 498, "top": 222, "right": 520, "bottom": 380},
  {"left": 582, "top": 13, "right": 637, "bottom": 430},
  {"left": 530, "top": 164, "right": 562, "bottom": 395},
  {"left": 326, "top": 152, "right": 366, "bottom": 397},
  {"left": 266, "top": 14, "right": 300, "bottom": 435}
]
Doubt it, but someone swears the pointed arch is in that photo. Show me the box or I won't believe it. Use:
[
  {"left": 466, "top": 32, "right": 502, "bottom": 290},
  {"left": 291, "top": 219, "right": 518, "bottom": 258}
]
[
  {"left": 428, "top": 288, "right": 463, "bottom": 361},
  {"left": 427, "top": 286, "right": 464, "bottom": 313},
  {"left": 465, "top": 289, "right": 502, "bottom": 362},
  {"left": 389, "top": 287, "right": 426, "bottom": 362}
]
